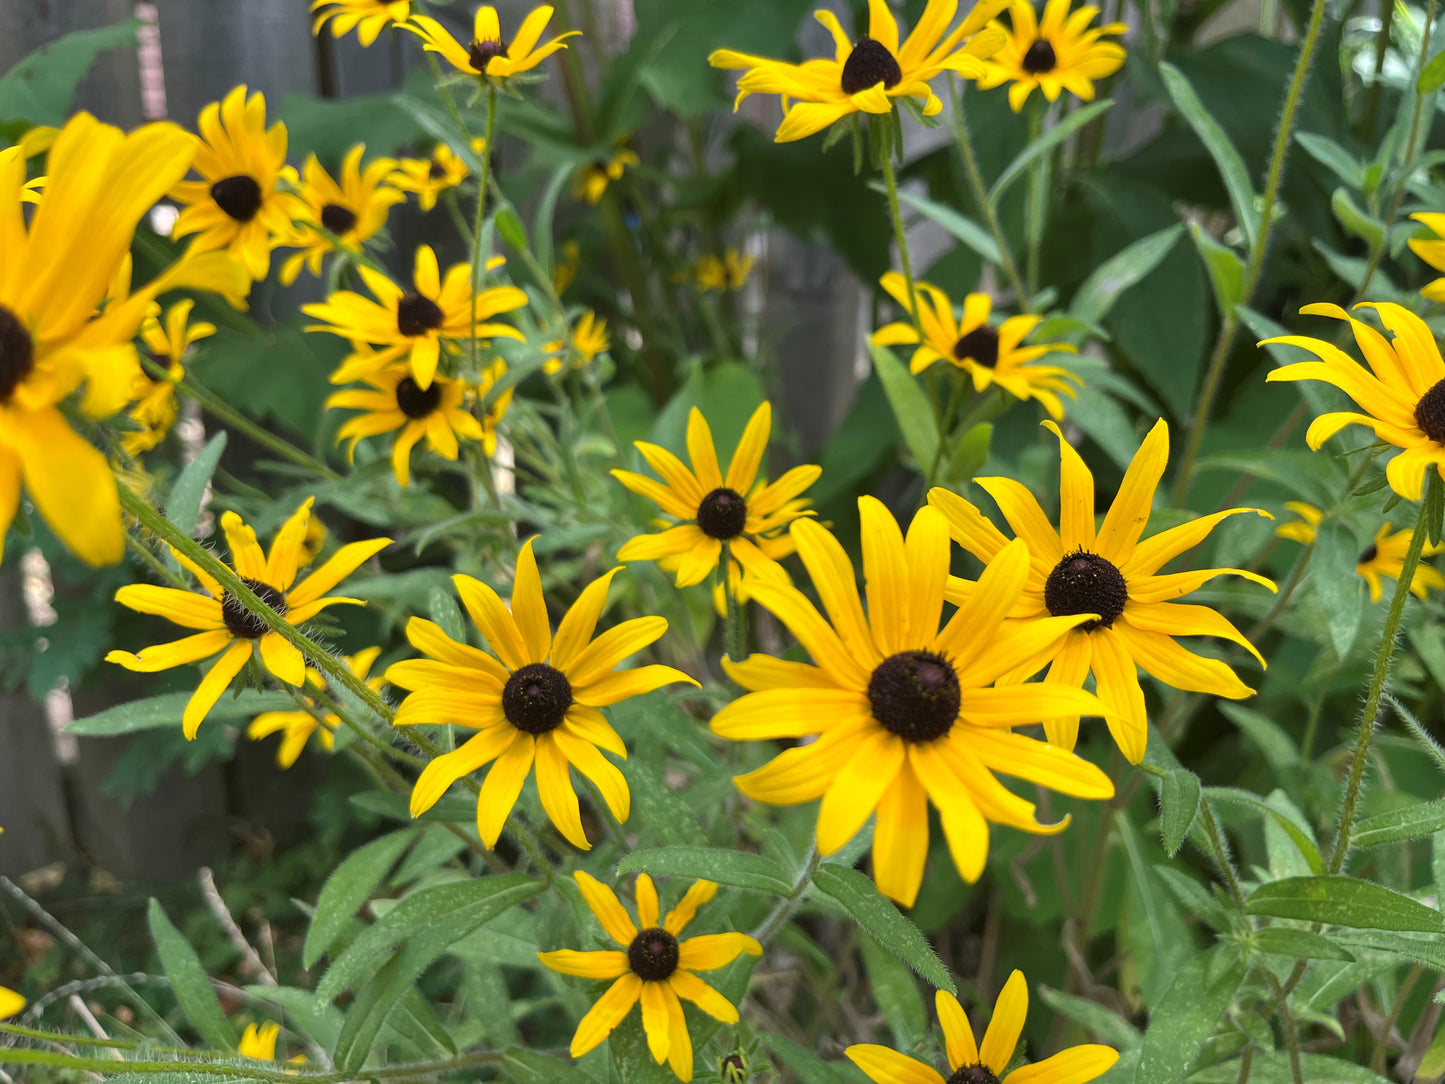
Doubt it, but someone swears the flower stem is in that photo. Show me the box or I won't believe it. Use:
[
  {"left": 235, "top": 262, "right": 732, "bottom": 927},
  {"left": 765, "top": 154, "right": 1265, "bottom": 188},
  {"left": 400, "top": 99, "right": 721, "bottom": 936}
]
[
  {"left": 1025, "top": 103, "right": 1048, "bottom": 296},
  {"left": 721, "top": 545, "right": 747, "bottom": 663},
  {"left": 878, "top": 136, "right": 921, "bottom": 338},
  {"left": 948, "top": 75, "right": 1030, "bottom": 309},
  {"left": 752, "top": 845, "right": 820, "bottom": 944},
  {"left": 175, "top": 374, "right": 339, "bottom": 482},
  {"left": 470, "top": 84, "right": 498, "bottom": 374}
]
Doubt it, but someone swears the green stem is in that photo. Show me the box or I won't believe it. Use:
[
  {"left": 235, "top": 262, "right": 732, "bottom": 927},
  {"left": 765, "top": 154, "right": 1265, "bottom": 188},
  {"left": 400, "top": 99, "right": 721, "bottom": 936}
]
[
  {"left": 175, "top": 375, "right": 339, "bottom": 482},
  {"left": 470, "top": 85, "right": 498, "bottom": 374},
  {"left": 878, "top": 139, "right": 922, "bottom": 339},
  {"left": 125, "top": 533, "right": 189, "bottom": 590},
  {"left": 1025, "top": 103, "right": 1048, "bottom": 296},
  {"left": 0, "top": 1047, "right": 507, "bottom": 1081},
  {"left": 1199, "top": 796, "right": 1246, "bottom": 908},
  {"left": 1261, "top": 969, "right": 1305, "bottom": 1084},
  {"left": 1172, "top": 0, "right": 1329, "bottom": 507},
  {"left": 949, "top": 76, "right": 1030, "bottom": 309},
  {"left": 925, "top": 378, "right": 967, "bottom": 489},
  {"left": 752, "top": 846, "right": 821, "bottom": 944},
  {"left": 721, "top": 545, "right": 747, "bottom": 663}
]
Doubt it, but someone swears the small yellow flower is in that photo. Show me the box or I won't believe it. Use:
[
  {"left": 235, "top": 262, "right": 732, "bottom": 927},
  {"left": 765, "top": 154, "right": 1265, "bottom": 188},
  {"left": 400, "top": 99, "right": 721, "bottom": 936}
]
[
  {"left": 123, "top": 299, "right": 216, "bottom": 457},
  {"left": 106, "top": 499, "right": 392, "bottom": 738},
  {"left": 311, "top": 0, "right": 410, "bottom": 46},
  {"left": 975, "top": 0, "right": 1127, "bottom": 112},
  {"left": 539, "top": 873, "right": 762, "bottom": 1082},
  {"left": 1409, "top": 213, "right": 1445, "bottom": 302},
  {"left": 1276, "top": 503, "right": 1445, "bottom": 602},
  {"left": 543, "top": 310, "right": 609, "bottom": 375},
  {"left": 873, "top": 271, "right": 1079, "bottom": 418},
  {"left": 386, "top": 538, "right": 695, "bottom": 850},
  {"left": 387, "top": 141, "right": 480, "bottom": 212},
  {"left": 694, "top": 249, "right": 754, "bottom": 293},
  {"left": 575, "top": 149, "right": 639, "bottom": 206},
  {"left": 248, "top": 648, "right": 384, "bottom": 768},
  {"left": 404, "top": 5, "right": 579, "bottom": 80},
  {"left": 0, "top": 986, "right": 24, "bottom": 1020},
  {"left": 238, "top": 1022, "right": 281, "bottom": 1060},
  {"left": 847, "top": 971, "right": 1118, "bottom": 1084},
  {"left": 554, "top": 240, "right": 582, "bottom": 296},
  {"left": 280, "top": 145, "right": 404, "bottom": 286}
]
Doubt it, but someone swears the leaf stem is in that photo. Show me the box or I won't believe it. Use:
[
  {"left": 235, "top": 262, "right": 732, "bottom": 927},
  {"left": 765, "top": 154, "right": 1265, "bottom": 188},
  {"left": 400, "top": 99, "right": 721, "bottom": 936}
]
[
  {"left": 752, "top": 846, "right": 821, "bottom": 944},
  {"left": 470, "top": 84, "right": 498, "bottom": 374},
  {"left": 878, "top": 132, "right": 921, "bottom": 339}
]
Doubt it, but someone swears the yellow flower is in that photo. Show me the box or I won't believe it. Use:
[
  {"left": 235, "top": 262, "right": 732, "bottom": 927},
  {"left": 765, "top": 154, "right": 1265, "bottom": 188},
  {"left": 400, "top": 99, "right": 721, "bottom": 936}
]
[
  {"left": 538, "top": 872, "right": 762, "bottom": 1082},
  {"left": 106, "top": 499, "right": 392, "bottom": 739},
  {"left": 404, "top": 5, "right": 579, "bottom": 80},
  {"left": 302, "top": 245, "right": 527, "bottom": 389},
  {"left": 1265, "top": 302, "right": 1445, "bottom": 501},
  {"left": 311, "top": 0, "right": 410, "bottom": 46},
  {"left": 1276, "top": 503, "right": 1445, "bottom": 603},
  {"left": 326, "top": 361, "right": 502, "bottom": 486},
  {"left": 709, "top": 0, "right": 1007, "bottom": 143},
  {"left": 847, "top": 971, "right": 1118, "bottom": 1084},
  {"left": 694, "top": 249, "right": 754, "bottom": 293},
  {"left": 280, "top": 146, "right": 404, "bottom": 286},
  {"left": 1407, "top": 213, "right": 1445, "bottom": 302},
  {"left": 543, "top": 310, "right": 610, "bottom": 375},
  {"left": 975, "top": 0, "right": 1127, "bottom": 112},
  {"left": 248, "top": 648, "right": 384, "bottom": 768},
  {"left": 0, "top": 986, "right": 23, "bottom": 1020},
  {"left": 386, "top": 538, "right": 695, "bottom": 850},
  {"left": 930, "top": 420, "right": 1274, "bottom": 764},
  {"left": 0, "top": 113, "right": 233, "bottom": 568},
  {"left": 873, "top": 271, "right": 1079, "bottom": 418},
  {"left": 575, "top": 149, "right": 639, "bottom": 206},
  {"left": 613, "top": 402, "right": 820, "bottom": 588},
  {"left": 658, "top": 527, "right": 796, "bottom": 618},
  {"left": 123, "top": 299, "right": 216, "bottom": 457},
  {"left": 238, "top": 1022, "right": 280, "bottom": 1060},
  {"left": 554, "top": 239, "right": 582, "bottom": 296},
  {"left": 171, "top": 86, "right": 296, "bottom": 282},
  {"left": 712, "top": 498, "right": 1114, "bottom": 907}
]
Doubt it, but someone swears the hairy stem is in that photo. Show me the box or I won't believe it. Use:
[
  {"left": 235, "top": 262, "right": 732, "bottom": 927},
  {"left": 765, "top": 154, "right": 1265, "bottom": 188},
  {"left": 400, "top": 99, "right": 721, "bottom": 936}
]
[{"left": 948, "top": 75, "right": 1030, "bottom": 308}]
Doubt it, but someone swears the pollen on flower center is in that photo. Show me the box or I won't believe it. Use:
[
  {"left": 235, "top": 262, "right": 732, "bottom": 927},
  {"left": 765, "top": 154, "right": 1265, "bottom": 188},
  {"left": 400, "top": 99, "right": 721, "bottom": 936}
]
[
  {"left": 1044, "top": 549, "right": 1128, "bottom": 631},
  {"left": 1359, "top": 542, "right": 1379, "bottom": 564},
  {"left": 954, "top": 326, "right": 1001, "bottom": 368},
  {"left": 949, "top": 1066, "right": 1002, "bottom": 1084},
  {"left": 1022, "top": 38, "right": 1059, "bottom": 73},
  {"left": 840, "top": 36, "right": 903, "bottom": 95},
  {"left": 394, "top": 376, "right": 441, "bottom": 419},
  {"left": 396, "top": 292, "right": 445, "bottom": 337},
  {"left": 222, "top": 578, "right": 289, "bottom": 640},
  {"left": 867, "top": 650, "right": 961, "bottom": 743},
  {"left": 697, "top": 487, "right": 749, "bottom": 539},
  {"left": 627, "top": 926, "right": 680, "bottom": 982},
  {"left": 1415, "top": 378, "right": 1445, "bottom": 444},
  {"left": 210, "top": 174, "right": 264, "bottom": 222},
  {"left": 0, "top": 304, "right": 36, "bottom": 403},
  {"left": 468, "top": 37, "right": 509, "bottom": 73},
  {"left": 320, "top": 203, "right": 358, "bottom": 235},
  {"left": 501, "top": 663, "right": 573, "bottom": 734}
]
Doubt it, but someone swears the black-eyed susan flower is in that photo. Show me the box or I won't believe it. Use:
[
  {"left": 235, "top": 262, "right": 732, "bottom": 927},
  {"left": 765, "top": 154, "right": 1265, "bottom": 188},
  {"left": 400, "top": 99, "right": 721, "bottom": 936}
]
[
  {"left": 694, "top": 249, "right": 754, "bottom": 293},
  {"left": 386, "top": 140, "right": 481, "bottom": 212},
  {"left": 106, "top": 499, "right": 392, "bottom": 739},
  {"left": 386, "top": 538, "right": 695, "bottom": 850},
  {"left": 658, "top": 526, "right": 795, "bottom": 619},
  {"left": 1408, "top": 213, "right": 1445, "bottom": 302},
  {"left": 280, "top": 146, "right": 404, "bottom": 286},
  {"left": 708, "top": 0, "right": 1007, "bottom": 143},
  {"left": 873, "top": 271, "right": 1079, "bottom": 419},
  {"left": 248, "top": 648, "right": 384, "bottom": 768},
  {"left": 543, "top": 310, "right": 609, "bottom": 375},
  {"left": 326, "top": 361, "right": 506, "bottom": 486},
  {"left": 847, "top": 971, "right": 1118, "bottom": 1084},
  {"left": 171, "top": 86, "right": 296, "bottom": 282},
  {"left": 712, "top": 498, "right": 1114, "bottom": 907},
  {"left": 303, "top": 244, "right": 527, "bottom": 389},
  {"left": 0, "top": 986, "right": 22, "bottom": 1020},
  {"left": 1266, "top": 303, "right": 1445, "bottom": 501},
  {"left": 614, "top": 402, "right": 820, "bottom": 588},
  {"left": 975, "top": 0, "right": 1127, "bottom": 112},
  {"left": 238, "top": 1022, "right": 281, "bottom": 1060},
  {"left": 404, "top": 5, "right": 579, "bottom": 80},
  {"left": 1276, "top": 503, "right": 1445, "bottom": 602},
  {"left": 311, "top": 0, "right": 409, "bottom": 46},
  {"left": 930, "top": 420, "right": 1274, "bottom": 764},
  {"left": 575, "top": 148, "right": 639, "bottom": 206},
  {"left": 123, "top": 300, "right": 216, "bottom": 457},
  {"left": 538, "top": 872, "right": 762, "bottom": 1082}
]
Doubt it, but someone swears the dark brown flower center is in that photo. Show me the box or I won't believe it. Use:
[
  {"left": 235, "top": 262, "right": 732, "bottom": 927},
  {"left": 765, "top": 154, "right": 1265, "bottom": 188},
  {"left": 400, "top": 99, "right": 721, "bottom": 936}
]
[
  {"left": 1044, "top": 549, "right": 1127, "bottom": 631},
  {"left": 395, "top": 376, "right": 442, "bottom": 418},
  {"left": 1022, "top": 39, "right": 1058, "bottom": 73},
  {"left": 840, "top": 36, "right": 903, "bottom": 94},
  {"left": 396, "top": 292, "right": 445, "bottom": 337},
  {"left": 210, "top": 174, "right": 263, "bottom": 222},
  {"left": 468, "top": 38, "right": 508, "bottom": 73},
  {"left": 0, "top": 305, "right": 35, "bottom": 404},
  {"left": 501, "top": 663, "right": 572, "bottom": 734},
  {"left": 1358, "top": 542, "right": 1379, "bottom": 565},
  {"left": 949, "top": 1067, "right": 1002, "bottom": 1084},
  {"left": 954, "top": 326, "right": 1001, "bottom": 368},
  {"left": 1416, "top": 378, "right": 1445, "bottom": 443},
  {"left": 428, "top": 159, "right": 449, "bottom": 179},
  {"left": 628, "top": 926, "right": 680, "bottom": 981},
  {"left": 320, "top": 203, "right": 358, "bottom": 236},
  {"left": 697, "top": 487, "right": 748, "bottom": 539},
  {"left": 222, "top": 578, "right": 288, "bottom": 640},
  {"left": 867, "top": 650, "right": 961, "bottom": 743}
]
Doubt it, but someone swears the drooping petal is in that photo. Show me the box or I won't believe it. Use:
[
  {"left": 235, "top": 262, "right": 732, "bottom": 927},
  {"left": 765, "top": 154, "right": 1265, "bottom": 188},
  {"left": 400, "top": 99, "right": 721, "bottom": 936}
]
[
  {"left": 816, "top": 729, "right": 906, "bottom": 854},
  {"left": 872, "top": 760, "right": 930, "bottom": 908},
  {"left": 676, "top": 932, "right": 763, "bottom": 971},
  {"left": 410, "top": 725, "right": 515, "bottom": 816},
  {"left": 668, "top": 968, "right": 738, "bottom": 1023},
  {"left": 574, "top": 870, "right": 638, "bottom": 945},
  {"left": 1002, "top": 1045, "right": 1120, "bottom": 1084},
  {"left": 476, "top": 730, "right": 535, "bottom": 847},
  {"left": 183, "top": 641, "right": 253, "bottom": 739},
  {"left": 568, "top": 973, "right": 642, "bottom": 1057},
  {"left": 639, "top": 979, "right": 671, "bottom": 1063},
  {"left": 845, "top": 1044, "right": 948, "bottom": 1084},
  {"left": 535, "top": 949, "right": 630, "bottom": 979}
]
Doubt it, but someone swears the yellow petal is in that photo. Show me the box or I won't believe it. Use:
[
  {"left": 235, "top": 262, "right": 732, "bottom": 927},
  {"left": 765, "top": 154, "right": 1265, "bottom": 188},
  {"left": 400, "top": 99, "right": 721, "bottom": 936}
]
[
  {"left": 569, "top": 973, "right": 642, "bottom": 1057},
  {"left": 476, "top": 730, "right": 534, "bottom": 847},
  {"left": 183, "top": 641, "right": 253, "bottom": 739},
  {"left": 410, "top": 725, "right": 514, "bottom": 816},
  {"left": 535, "top": 732, "right": 589, "bottom": 850},
  {"left": 551, "top": 567, "right": 621, "bottom": 672},
  {"left": 845, "top": 1044, "right": 948, "bottom": 1084},
  {"left": 1096, "top": 418, "right": 1167, "bottom": 565},
  {"left": 936, "top": 990, "right": 979, "bottom": 1071},
  {"left": 668, "top": 968, "right": 738, "bottom": 1023},
  {"left": 454, "top": 573, "right": 529, "bottom": 671},
  {"left": 663, "top": 881, "right": 718, "bottom": 935},
  {"left": 676, "top": 932, "right": 762, "bottom": 971},
  {"left": 537, "top": 949, "right": 630, "bottom": 980},
  {"left": 981, "top": 970, "right": 1028, "bottom": 1073},
  {"left": 510, "top": 537, "right": 552, "bottom": 664},
  {"left": 575, "top": 870, "right": 638, "bottom": 945},
  {"left": 266, "top": 498, "right": 314, "bottom": 591},
  {"left": 725, "top": 401, "right": 771, "bottom": 493},
  {"left": 640, "top": 979, "right": 671, "bottom": 1063},
  {"left": 872, "top": 760, "right": 930, "bottom": 909},
  {"left": 1003, "top": 1045, "right": 1119, "bottom": 1084},
  {"left": 636, "top": 873, "right": 660, "bottom": 929}
]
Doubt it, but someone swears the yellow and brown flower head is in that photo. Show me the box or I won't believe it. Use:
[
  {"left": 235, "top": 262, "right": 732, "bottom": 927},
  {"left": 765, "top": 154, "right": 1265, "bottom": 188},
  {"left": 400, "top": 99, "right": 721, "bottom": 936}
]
[
  {"left": 613, "top": 402, "right": 820, "bottom": 588},
  {"left": 848, "top": 971, "right": 1118, "bottom": 1084},
  {"left": 539, "top": 872, "right": 762, "bottom": 1082},
  {"left": 544, "top": 310, "right": 610, "bottom": 375},
  {"left": 930, "top": 420, "right": 1274, "bottom": 764},
  {"left": 693, "top": 249, "right": 754, "bottom": 293},
  {"left": 404, "top": 5, "right": 579, "bottom": 80},
  {"left": 387, "top": 140, "right": 478, "bottom": 212},
  {"left": 709, "top": 0, "right": 1008, "bottom": 143},
  {"left": 1276, "top": 502, "right": 1445, "bottom": 602},
  {"left": 712, "top": 497, "right": 1116, "bottom": 907},
  {"left": 106, "top": 498, "right": 392, "bottom": 738},
  {"left": 248, "top": 648, "right": 385, "bottom": 768},
  {"left": 975, "top": 0, "right": 1127, "bottom": 112},
  {"left": 873, "top": 271, "right": 1079, "bottom": 418},
  {"left": 386, "top": 538, "right": 695, "bottom": 850},
  {"left": 123, "top": 299, "right": 216, "bottom": 458},
  {"left": 311, "top": 0, "right": 410, "bottom": 46},
  {"left": 280, "top": 145, "right": 404, "bottom": 285},
  {"left": 575, "top": 148, "right": 639, "bottom": 206}
]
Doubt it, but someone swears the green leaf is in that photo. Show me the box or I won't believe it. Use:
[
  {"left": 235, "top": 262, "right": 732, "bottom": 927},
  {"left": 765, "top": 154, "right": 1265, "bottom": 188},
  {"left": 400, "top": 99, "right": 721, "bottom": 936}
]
[
  {"left": 620, "top": 758, "right": 708, "bottom": 846},
  {"left": 1159, "top": 769, "right": 1202, "bottom": 858},
  {"left": 147, "top": 899, "right": 236, "bottom": 1052},
  {"left": 393, "top": 94, "right": 485, "bottom": 173},
  {"left": 1313, "top": 518, "right": 1363, "bottom": 658},
  {"left": 1158, "top": 62, "right": 1260, "bottom": 247},
  {"left": 495, "top": 206, "right": 530, "bottom": 253},
  {"left": 1205, "top": 787, "right": 1324, "bottom": 874},
  {"left": 1253, "top": 928, "right": 1356, "bottom": 962},
  {"left": 1218, "top": 704, "right": 1299, "bottom": 774},
  {"left": 940, "top": 422, "right": 993, "bottom": 488},
  {"left": 885, "top": 184, "right": 1001, "bottom": 265},
  {"left": 988, "top": 100, "right": 1113, "bottom": 207},
  {"left": 303, "top": 829, "right": 417, "bottom": 969},
  {"left": 871, "top": 344, "right": 938, "bottom": 474},
  {"left": 504, "top": 1048, "right": 594, "bottom": 1084},
  {"left": 1186, "top": 221, "right": 1245, "bottom": 318},
  {"left": 1334, "top": 931, "right": 1445, "bottom": 971},
  {"left": 68, "top": 690, "right": 297, "bottom": 736},
  {"left": 1246, "top": 876, "right": 1445, "bottom": 933},
  {"left": 1036, "top": 986, "right": 1143, "bottom": 1049},
  {"left": 1351, "top": 798, "right": 1445, "bottom": 850},
  {"left": 1331, "top": 188, "right": 1385, "bottom": 247},
  {"left": 1134, "top": 945, "right": 1246, "bottom": 1084},
  {"left": 167, "top": 433, "right": 227, "bottom": 537},
  {"left": 1069, "top": 225, "right": 1184, "bottom": 326},
  {"left": 531, "top": 165, "right": 572, "bottom": 276},
  {"left": 332, "top": 936, "right": 458, "bottom": 1074},
  {"left": 427, "top": 586, "right": 467, "bottom": 645},
  {"left": 0, "top": 21, "right": 140, "bottom": 128},
  {"left": 859, "top": 934, "right": 927, "bottom": 1048},
  {"left": 762, "top": 1035, "right": 854, "bottom": 1083},
  {"left": 1295, "top": 132, "right": 1366, "bottom": 188},
  {"left": 811, "top": 864, "right": 952, "bottom": 992},
  {"left": 1420, "top": 47, "right": 1445, "bottom": 93},
  {"left": 616, "top": 848, "right": 793, "bottom": 896}
]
